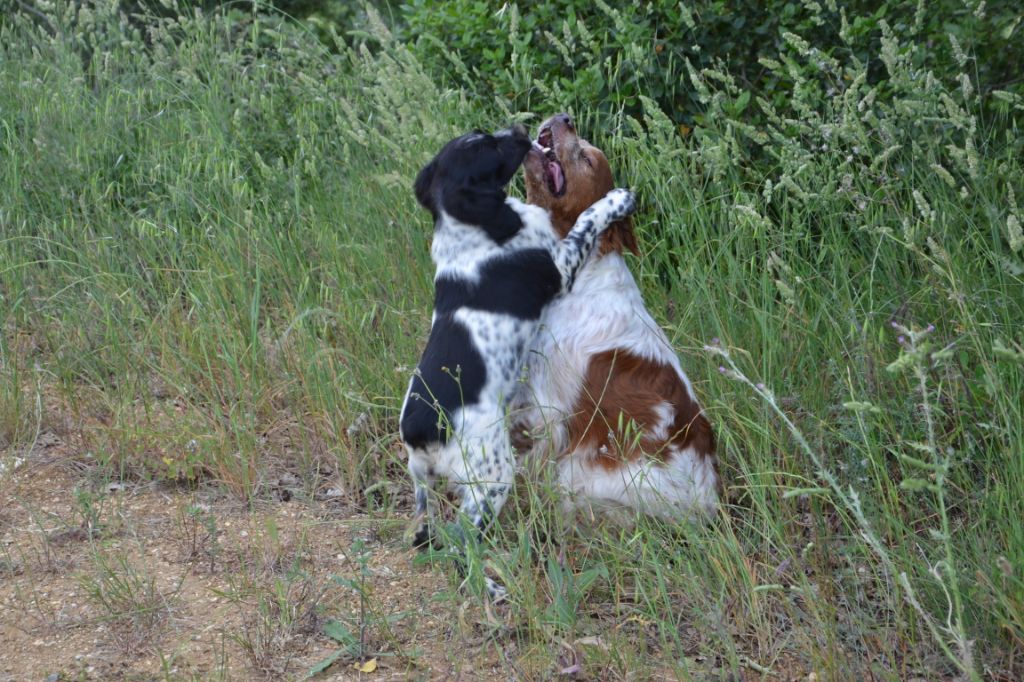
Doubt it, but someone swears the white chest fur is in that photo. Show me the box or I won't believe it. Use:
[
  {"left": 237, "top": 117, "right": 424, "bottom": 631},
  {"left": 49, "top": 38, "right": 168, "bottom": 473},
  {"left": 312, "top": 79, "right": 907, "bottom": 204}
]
[{"left": 517, "top": 252, "right": 696, "bottom": 446}]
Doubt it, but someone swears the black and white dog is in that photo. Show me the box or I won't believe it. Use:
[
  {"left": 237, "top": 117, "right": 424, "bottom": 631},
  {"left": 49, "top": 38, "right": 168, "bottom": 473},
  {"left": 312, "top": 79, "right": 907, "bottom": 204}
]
[{"left": 399, "top": 124, "right": 635, "bottom": 599}]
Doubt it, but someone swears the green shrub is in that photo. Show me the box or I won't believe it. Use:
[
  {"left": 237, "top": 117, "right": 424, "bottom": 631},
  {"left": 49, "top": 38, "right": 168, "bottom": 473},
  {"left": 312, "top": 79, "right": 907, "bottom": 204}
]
[{"left": 398, "top": 0, "right": 1022, "bottom": 129}]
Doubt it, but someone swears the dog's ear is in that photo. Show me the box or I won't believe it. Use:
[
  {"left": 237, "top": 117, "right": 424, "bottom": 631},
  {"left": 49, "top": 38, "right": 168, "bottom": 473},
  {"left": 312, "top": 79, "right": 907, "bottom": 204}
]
[
  {"left": 446, "top": 186, "right": 522, "bottom": 244},
  {"left": 603, "top": 215, "right": 639, "bottom": 256},
  {"left": 414, "top": 157, "right": 439, "bottom": 216}
]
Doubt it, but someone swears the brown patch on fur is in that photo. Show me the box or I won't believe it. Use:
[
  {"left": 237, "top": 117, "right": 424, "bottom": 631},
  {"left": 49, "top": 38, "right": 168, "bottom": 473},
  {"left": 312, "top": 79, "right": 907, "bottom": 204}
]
[
  {"left": 523, "top": 115, "right": 638, "bottom": 257},
  {"left": 566, "top": 350, "right": 717, "bottom": 474}
]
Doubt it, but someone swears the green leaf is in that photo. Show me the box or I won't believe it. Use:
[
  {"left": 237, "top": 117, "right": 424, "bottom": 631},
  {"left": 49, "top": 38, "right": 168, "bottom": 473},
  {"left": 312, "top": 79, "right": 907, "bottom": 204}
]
[
  {"left": 885, "top": 352, "right": 916, "bottom": 374},
  {"left": 305, "top": 649, "right": 345, "bottom": 679},
  {"left": 331, "top": 576, "right": 360, "bottom": 590},
  {"left": 896, "top": 451, "right": 944, "bottom": 471},
  {"left": 323, "top": 619, "right": 358, "bottom": 646},
  {"left": 783, "top": 487, "right": 830, "bottom": 498},
  {"left": 735, "top": 90, "right": 751, "bottom": 113},
  {"left": 899, "top": 478, "right": 934, "bottom": 492},
  {"left": 842, "top": 401, "right": 881, "bottom": 414},
  {"left": 1000, "top": 16, "right": 1021, "bottom": 40},
  {"left": 576, "top": 564, "right": 608, "bottom": 593},
  {"left": 993, "top": 339, "right": 1024, "bottom": 362}
]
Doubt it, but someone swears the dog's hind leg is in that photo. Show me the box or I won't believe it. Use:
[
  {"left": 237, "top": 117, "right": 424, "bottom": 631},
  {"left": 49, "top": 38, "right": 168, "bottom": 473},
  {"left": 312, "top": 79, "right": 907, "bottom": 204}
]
[
  {"left": 408, "top": 454, "right": 440, "bottom": 550},
  {"left": 448, "top": 423, "right": 515, "bottom": 602}
]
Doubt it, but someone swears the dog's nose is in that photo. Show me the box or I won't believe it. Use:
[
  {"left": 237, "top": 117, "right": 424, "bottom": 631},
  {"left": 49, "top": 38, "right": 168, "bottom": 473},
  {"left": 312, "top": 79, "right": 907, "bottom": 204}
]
[{"left": 554, "top": 113, "right": 574, "bottom": 130}]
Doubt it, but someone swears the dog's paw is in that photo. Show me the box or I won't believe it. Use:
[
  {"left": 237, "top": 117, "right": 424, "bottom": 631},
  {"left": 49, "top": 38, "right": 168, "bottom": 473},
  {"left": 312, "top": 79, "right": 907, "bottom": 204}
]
[
  {"left": 485, "top": 577, "right": 509, "bottom": 604},
  {"left": 411, "top": 523, "right": 437, "bottom": 551},
  {"left": 606, "top": 188, "right": 637, "bottom": 220}
]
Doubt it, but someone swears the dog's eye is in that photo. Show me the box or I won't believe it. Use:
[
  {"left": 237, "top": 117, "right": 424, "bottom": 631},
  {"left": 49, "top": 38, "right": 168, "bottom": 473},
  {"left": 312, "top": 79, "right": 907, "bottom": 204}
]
[{"left": 581, "top": 153, "right": 593, "bottom": 168}]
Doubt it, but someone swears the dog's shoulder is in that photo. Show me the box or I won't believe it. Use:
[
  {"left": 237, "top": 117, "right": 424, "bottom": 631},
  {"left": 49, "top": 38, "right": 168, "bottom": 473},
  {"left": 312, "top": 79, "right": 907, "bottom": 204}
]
[
  {"left": 473, "top": 248, "right": 562, "bottom": 319},
  {"left": 502, "top": 197, "right": 557, "bottom": 250},
  {"left": 432, "top": 197, "right": 558, "bottom": 283},
  {"left": 431, "top": 212, "right": 503, "bottom": 277}
]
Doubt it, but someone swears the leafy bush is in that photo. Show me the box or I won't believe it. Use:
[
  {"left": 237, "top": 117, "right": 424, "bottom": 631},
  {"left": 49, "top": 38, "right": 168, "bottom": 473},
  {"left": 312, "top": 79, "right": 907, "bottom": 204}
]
[{"left": 399, "top": 0, "right": 1023, "bottom": 129}]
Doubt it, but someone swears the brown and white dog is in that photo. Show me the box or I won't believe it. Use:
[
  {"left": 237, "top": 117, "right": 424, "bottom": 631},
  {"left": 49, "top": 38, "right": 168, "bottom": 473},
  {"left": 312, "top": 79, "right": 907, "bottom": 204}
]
[{"left": 512, "top": 113, "right": 720, "bottom": 520}]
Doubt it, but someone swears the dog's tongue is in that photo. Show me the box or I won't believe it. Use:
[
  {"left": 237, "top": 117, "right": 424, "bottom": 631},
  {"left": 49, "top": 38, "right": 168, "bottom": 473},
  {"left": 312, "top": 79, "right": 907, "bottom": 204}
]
[
  {"left": 548, "top": 162, "right": 565, "bottom": 194},
  {"left": 533, "top": 138, "right": 565, "bottom": 195}
]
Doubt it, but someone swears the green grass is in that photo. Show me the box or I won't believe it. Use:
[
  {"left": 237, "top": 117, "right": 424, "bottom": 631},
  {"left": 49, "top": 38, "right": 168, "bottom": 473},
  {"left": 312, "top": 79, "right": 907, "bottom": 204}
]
[{"left": 2, "top": 2, "right": 1023, "bottom": 679}]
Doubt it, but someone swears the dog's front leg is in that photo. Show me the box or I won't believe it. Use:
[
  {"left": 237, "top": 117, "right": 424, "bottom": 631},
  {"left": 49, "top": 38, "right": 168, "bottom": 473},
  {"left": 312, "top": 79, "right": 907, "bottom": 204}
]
[{"left": 553, "top": 187, "right": 636, "bottom": 292}]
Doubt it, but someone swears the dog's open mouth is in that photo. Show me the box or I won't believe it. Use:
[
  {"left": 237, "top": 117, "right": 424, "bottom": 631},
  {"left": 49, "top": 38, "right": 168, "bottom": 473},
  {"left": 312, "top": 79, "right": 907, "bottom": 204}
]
[{"left": 533, "top": 126, "right": 565, "bottom": 197}]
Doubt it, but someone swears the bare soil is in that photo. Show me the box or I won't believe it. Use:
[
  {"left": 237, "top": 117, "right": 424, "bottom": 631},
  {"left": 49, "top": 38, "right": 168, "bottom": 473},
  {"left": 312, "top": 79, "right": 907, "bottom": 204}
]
[
  {"left": 0, "top": 433, "right": 526, "bottom": 681},
  {"left": 2, "top": 433, "right": 811, "bottom": 681}
]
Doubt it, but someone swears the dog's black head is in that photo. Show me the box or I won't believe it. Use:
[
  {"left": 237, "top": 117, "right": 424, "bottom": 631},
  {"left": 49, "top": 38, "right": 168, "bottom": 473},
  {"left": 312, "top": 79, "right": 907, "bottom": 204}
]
[{"left": 414, "top": 124, "right": 532, "bottom": 244}]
